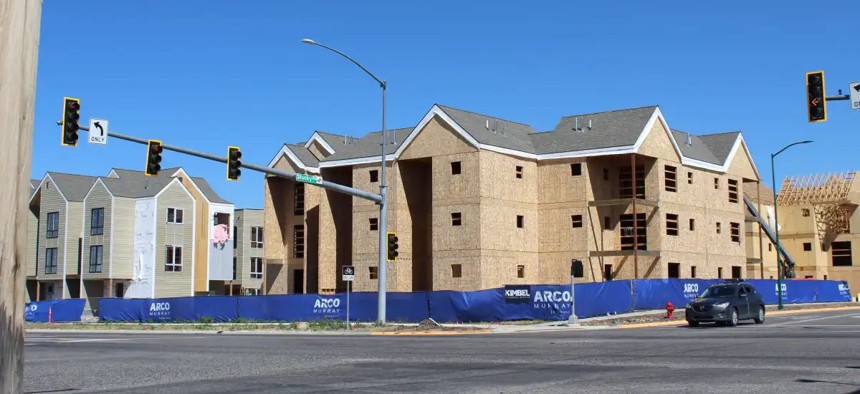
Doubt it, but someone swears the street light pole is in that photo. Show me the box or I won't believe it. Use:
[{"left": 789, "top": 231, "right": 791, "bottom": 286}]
[
  {"left": 770, "top": 140, "right": 813, "bottom": 311},
  {"left": 302, "top": 39, "right": 389, "bottom": 324}
]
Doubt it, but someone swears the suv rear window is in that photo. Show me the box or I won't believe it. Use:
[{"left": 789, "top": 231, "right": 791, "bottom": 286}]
[{"left": 701, "top": 285, "right": 737, "bottom": 298}]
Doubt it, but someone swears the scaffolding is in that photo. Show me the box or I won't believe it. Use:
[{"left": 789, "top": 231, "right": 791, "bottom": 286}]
[{"left": 778, "top": 171, "right": 858, "bottom": 249}]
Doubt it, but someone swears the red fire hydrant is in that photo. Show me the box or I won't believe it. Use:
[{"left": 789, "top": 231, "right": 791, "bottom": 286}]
[{"left": 665, "top": 301, "right": 675, "bottom": 319}]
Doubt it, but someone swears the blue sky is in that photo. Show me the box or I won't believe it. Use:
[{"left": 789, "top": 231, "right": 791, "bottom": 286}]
[{"left": 34, "top": 1, "right": 860, "bottom": 208}]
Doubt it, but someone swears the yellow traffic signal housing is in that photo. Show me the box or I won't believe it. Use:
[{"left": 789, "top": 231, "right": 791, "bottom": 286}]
[
  {"left": 145, "top": 140, "right": 163, "bottom": 176},
  {"left": 61, "top": 97, "right": 81, "bottom": 146}
]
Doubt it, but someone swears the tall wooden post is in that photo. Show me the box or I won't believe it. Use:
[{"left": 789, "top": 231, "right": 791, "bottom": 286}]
[{"left": 0, "top": 0, "right": 42, "bottom": 392}]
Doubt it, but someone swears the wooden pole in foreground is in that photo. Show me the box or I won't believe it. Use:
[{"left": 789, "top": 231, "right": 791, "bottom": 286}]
[{"left": 0, "top": 0, "right": 42, "bottom": 392}]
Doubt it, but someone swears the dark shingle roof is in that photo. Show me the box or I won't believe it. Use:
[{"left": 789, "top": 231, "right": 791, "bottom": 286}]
[
  {"left": 47, "top": 172, "right": 98, "bottom": 202},
  {"left": 30, "top": 179, "right": 40, "bottom": 189},
  {"left": 191, "top": 177, "right": 231, "bottom": 204},
  {"left": 699, "top": 132, "right": 740, "bottom": 164},
  {"left": 286, "top": 144, "right": 320, "bottom": 167},
  {"left": 436, "top": 105, "right": 537, "bottom": 153},
  {"left": 671, "top": 130, "right": 722, "bottom": 165},
  {"left": 323, "top": 128, "right": 413, "bottom": 161},
  {"left": 530, "top": 106, "right": 658, "bottom": 155},
  {"left": 101, "top": 171, "right": 178, "bottom": 199}
]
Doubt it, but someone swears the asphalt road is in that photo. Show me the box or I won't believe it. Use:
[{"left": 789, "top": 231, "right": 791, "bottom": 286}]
[{"left": 23, "top": 309, "right": 860, "bottom": 394}]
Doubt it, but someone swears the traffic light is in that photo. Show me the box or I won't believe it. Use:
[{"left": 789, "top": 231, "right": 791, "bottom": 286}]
[
  {"left": 61, "top": 97, "right": 81, "bottom": 146},
  {"left": 806, "top": 71, "right": 826, "bottom": 122},
  {"left": 386, "top": 232, "right": 399, "bottom": 262},
  {"left": 227, "top": 146, "right": 242, "bottom": 181},
  {"left": 145, "top": 140, "right": 163, "bottom": 176}
]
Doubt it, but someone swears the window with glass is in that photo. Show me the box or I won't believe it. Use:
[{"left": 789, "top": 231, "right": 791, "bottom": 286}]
[{"left": 91, "top": 208, "right": 104, "bottom": 235}]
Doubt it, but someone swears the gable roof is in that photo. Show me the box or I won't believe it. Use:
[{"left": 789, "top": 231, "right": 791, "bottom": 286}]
[
  {"left": 101, "top": 171, "right": 177, "bottom": 199},
  {"left": 268, "top": 103, "right": 756, "bottom": 178},
  {"left": 30, "top": 179, "right": 40, "bottom": 189},
  {"left": 46, "top": 172, "right": 98, "bottom": 202},
  {"left": 191, "top": 177, "right": 231, "bottom": 204},
  {"left": 531, "top": 106, "right": 658, "bottom": 154}
]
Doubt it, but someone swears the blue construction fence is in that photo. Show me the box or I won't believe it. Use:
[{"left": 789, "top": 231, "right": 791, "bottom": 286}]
[
  {"left": 24, "top": 299, "right": 86, "bottom": 323},
  {"left": 91, "top": 279, "right": 853, "bottom": 324}
]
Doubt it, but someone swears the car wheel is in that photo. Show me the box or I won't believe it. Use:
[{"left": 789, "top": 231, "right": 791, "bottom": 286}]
[
  {"left": 687, "top": 320, "right": 699, "bottom": 327},
  {"left": 727, "top": 308, "right": 739, "bottom": 327},
  {"left": 754, "top": 306, "right": 765, "bottom": 324}
]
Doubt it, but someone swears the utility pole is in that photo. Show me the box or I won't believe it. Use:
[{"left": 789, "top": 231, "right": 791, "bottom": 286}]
[{"left": 0, "top": 1, "right": 42, "bottom": 392}]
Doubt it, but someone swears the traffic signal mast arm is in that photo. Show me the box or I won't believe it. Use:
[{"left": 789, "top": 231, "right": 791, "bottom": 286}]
[{"left": 65, "top": 123, "right": 383, "bottom": 203}]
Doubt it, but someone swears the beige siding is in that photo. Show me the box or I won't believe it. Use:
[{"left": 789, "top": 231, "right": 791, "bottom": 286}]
[
  {"left": 65, "top": 201, "right": 84, "bottom": 278},
  {"left": 175, "top": 174, "right": 210, "bottom": 293},
  {"left": 26, "top": 202, "right": 39, "bottom": 277},
  {"left": 111, "top": 198, "right": 136, "bottom": 279},
  {"left": 234, "top": 209, "right": 264, "bottom": 289},
  {"left": 154, "top": 181, "right": 195, "bottom": 298},
  {"left": 37, "top": 179, "right": 66, "bottom": 281},
  {"left": 82, "top": 182, "right": 112, "bottom": 279}
]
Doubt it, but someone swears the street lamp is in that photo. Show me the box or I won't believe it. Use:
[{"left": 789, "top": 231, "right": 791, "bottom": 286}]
[
  {"left": 771, "top": 140, "right": 812, "bottom": 310},
  {"left": 302, "top": 38, "right": 390, "bottom": 324}
]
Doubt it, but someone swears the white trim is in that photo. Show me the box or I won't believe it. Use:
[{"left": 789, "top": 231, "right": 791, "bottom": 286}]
[
  {"left": 170, "top": 169, "right": 212, "bottom": 204},
  {"left": 303, "top": 132, "right": 336, "bottom": 155},
  {"left": 318, "top": 155, "right": 397, "bottom": 168},
  {"left": 109, "top": 195, "right": 115, "bottom": 278},
  {"left": 190, "top": 195, "right": 197, "bottom": 296},
  {"left": 106, "top": 169, "right": 119, "bottom": 178},
  {"left": 267, "top": 144, "right": 321, "bottom": 173},
  {"left": 392, "top": 105, "right": 480, "bottom": 158},
  {"left": 83, "top": 177, "right": 114, "bottom": 200},
  {"left": 724, "top": 135, "right": 762, "bottom": 180},
  {"left": 80, "top": 198, "right": 87, "bottom": 286},
  {"left": 30, "top": 174, "right": 68, "bottom": 205},
  {"left": 636, "top": 107, "right": 684, "bottom": 161}
]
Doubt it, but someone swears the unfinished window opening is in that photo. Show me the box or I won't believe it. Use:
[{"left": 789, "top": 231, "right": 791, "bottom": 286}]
[
  {"left": 369, "top": 170, "right": 379, "bottom": 183},
  {"left": 687, "top": 171, "right": 693, "bottom": 184},
  {"left": 452, "top": 264, "right": 462, "bottom": 278},
  {"left": 714, "top": 177, "right": 720, "bottom": 189},
  {"left": 451, "top": 161, "right": 462, "bottom": 175},
  {"left": 294, "top": 183, "right": 305, "bottom": 215},
  {"left": 691, "top": 266, "right": 697, "bottom": 278},
  {"left": 803, "top": 242, "right": 812, "bottom": 251},
  {"left": 603, "top": 168, "right": 609, "bottom": 181},
  {"left": 716, "top": 222, "right": 722, "bottom": 234},
  {"left": 452, "top": 212, "right": 462, "bottom": 226},
  {"left": 369, "top": 218, "right": 379, "bottom": 231},
  {"left": 802, "top": 208, "right": 810, "bottom": 217},
  {"left": 730, "top": 222, "right": 740, "bottom": 243},
  {"left": 570, "top": 163, "right": 582, "bottom": 176},
  {"left": 620, "top": 213, "right": 647, "bottom": 250},
  {"left": 728, "top": 179, "right": 739, "bottom": 203},
  {"left": 668, "top": 262, "right": 680, "bottom": 278},
  {"left": 516, "top": 215, "right": 524, "bottom": 228},
  {"left": 619, "top": 165, "right": 645, "bottom": 199},
  {"left": 369, "top": 266, "right": 378, "bottom": 279},
  {"left": 718, "top": 267, "right": 724, "bottom": 279},
  {"left": 832, "top": 241, "right": 852, "bottom": 266},
  {"left": 664, "top": 165, "right": 677, "bottom": 192},
  {"left": 604, "top": 216, "right": 611, "bottom": 229},
  {"left": 515, "top": 166, "right": 523, "bottom": 179},
  {"left": 689, "top": 218, "right": 695, "bottom": 231},
  {"left": 604, "top": 264, "right": 613, "bottom": 281},
  {"left": 571, "top": 215, "right": 583, "bottom": 228},
  {"left": 666, "top": 214, "right": 679, "bottom": 236},
  {"left": 292, "top": 225, "right": 304, "bottom": 258},
  {"left": 517, "top": 265, "right": 525, "bottom": 278},
  {"left": 731, "top": 266, "right": 742, "bottom": 279},
  {"left": 768, "top": 243, "right": 772, "bottom": 252}
]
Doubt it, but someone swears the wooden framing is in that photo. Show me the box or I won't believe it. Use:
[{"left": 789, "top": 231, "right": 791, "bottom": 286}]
[{"left": 779, "top": 171, "right": 858, "bottom": 249}]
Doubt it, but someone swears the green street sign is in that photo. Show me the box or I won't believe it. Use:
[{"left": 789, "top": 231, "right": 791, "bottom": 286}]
[{"left": 296, "top": 173, "right": 322, "bottom": 184}]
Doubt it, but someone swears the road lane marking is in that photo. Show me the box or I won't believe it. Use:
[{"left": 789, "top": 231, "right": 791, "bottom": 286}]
[{"left": 769, "top": 313, "right": 860, "bottom": 327}]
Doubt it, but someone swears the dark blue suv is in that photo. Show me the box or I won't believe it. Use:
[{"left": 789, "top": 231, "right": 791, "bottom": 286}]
[{"left": 685, "top": 281, "right": 766, "bottom": 327}]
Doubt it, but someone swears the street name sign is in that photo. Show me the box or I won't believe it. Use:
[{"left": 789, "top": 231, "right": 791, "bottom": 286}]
[
  {"left": 342, "top": 266, "right": 355, "bottom": 282},
  {"left": 88, "top": 118, "right": 108, "bottom": 145},
  {"left": 296, "top": 173, "right": 322, "bottom": 184},
  {"left": 850, "top": 82, "right": 860, "bottom": 111}
]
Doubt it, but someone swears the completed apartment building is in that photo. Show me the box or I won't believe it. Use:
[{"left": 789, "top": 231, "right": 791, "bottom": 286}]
[
  {"left": 26, "top": 168, "right": 236, "bottom": 311},
  {"left": 231, "top": 208, "right": 265, "bottom": 295},
  {"left": 264, "top": 104, "right": 764, "bottom": 294}
]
